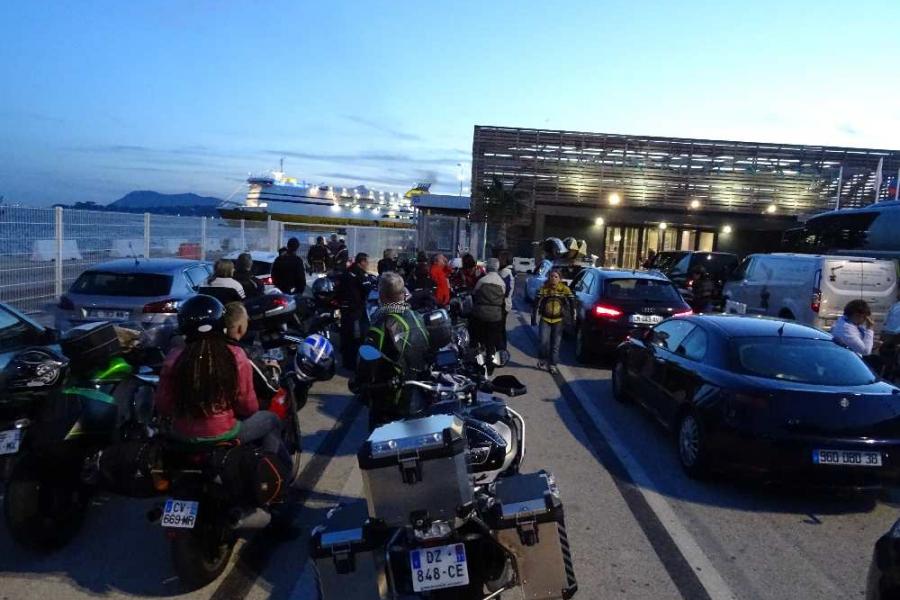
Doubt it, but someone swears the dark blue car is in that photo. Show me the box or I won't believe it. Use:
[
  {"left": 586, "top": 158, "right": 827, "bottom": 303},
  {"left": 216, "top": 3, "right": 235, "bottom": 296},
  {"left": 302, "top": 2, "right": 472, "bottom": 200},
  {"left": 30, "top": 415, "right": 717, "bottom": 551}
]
[{"left": 613, "top": 314, "right": 900, "bottom": 486}]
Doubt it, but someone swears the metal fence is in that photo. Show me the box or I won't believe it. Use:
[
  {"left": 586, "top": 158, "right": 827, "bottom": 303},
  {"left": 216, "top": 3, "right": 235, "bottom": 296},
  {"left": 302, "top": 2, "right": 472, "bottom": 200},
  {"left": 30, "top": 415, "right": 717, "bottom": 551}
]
[{"left": 0, "top": 206, "right": 421, "bottom": 314}]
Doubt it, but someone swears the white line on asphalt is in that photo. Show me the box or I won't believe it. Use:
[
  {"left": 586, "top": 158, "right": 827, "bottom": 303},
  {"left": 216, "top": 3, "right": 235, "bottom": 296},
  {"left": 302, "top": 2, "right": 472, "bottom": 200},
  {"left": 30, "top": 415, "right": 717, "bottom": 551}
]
[{"left": 559, "top": 365, "right": 739, "bottom": 600}]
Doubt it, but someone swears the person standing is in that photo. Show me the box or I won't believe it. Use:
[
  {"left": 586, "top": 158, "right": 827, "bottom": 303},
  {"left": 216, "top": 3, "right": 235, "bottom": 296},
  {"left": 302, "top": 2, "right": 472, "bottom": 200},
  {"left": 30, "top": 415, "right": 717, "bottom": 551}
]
[
  {"left": 307, "top": 236, "right": 331, "bottom": 273},
  {"left": 498, "top": 252, "right": 516, "bottom": 351},
  {"left": 334, "top": 238, "right": 350, "bottom": 271},
  {"left": 471, "top": 258, "right": 507, "bottom": 359},
  {"left": 271, "top": 237, "right": 307, "bottom": 295},
  {"left": 430, "top": 253, "right": 453, "bottom": 308},
  {"left": 831, "top": 299, "right": 875, "bottom": 356},
  {"left": 532, "top": 270, "right": 574, "bottom": 374},
  {"left": 452, "top": 254, "right": 485, "bottom": 290},
  {"left": 233, "top": 253, "right": 263, "bottom": 298},
  {"left": 377, "top": 248, "right": 398, "bottom": 274},
  {"left": 338, "top": 253, "right": 371, "bottom": 367},
  {"left": 326, "top": 234, "right": 341, "bottom": 259},
  {"left": 205, "top": 259, "right": 246, "bottom": 300}
]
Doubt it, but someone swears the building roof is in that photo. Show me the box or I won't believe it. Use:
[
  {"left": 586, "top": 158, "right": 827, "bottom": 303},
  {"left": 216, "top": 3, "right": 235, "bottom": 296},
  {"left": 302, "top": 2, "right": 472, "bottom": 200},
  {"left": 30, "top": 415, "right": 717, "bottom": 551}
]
[{"left": 412, "top": 194, "right": 470, "bottom": 212}]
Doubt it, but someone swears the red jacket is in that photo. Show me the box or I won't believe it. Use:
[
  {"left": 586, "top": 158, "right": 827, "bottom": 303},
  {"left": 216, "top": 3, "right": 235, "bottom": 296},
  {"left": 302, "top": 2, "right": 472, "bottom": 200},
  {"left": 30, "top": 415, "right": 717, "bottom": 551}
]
[
  {"left": 430, "top": 263, "right": 453, "bottom": 307},
  {"left": 154, "top": 345, "right": 259, "bottom": 439}
]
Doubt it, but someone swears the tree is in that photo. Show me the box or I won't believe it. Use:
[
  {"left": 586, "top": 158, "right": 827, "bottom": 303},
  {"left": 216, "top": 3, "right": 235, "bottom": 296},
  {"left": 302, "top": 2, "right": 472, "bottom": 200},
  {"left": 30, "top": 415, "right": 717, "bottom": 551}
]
[{"left": 478, "top": 177, "right": 532, "bottom": 252}]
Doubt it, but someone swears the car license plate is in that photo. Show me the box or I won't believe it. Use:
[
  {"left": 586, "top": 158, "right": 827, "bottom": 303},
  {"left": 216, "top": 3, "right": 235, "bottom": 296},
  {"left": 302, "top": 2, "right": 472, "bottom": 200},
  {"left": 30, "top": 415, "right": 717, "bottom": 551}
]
[
  {"left": 630, "top": 314, "right": 663, "bottom": 325},
  {"left": 813, "top": 449, "right": 882, "bottom": 467},
  {"left": 0, "top": 429, "right": 21, "bottom": 455},
  {"left": 409, "top": 543, "right": 469, "bottom": 592},
  {"left": 161, "top": 499, "right": 199, "bottom": 528},
  {"left": 88, "top": 309, "right": 130, "bottom": 320}
]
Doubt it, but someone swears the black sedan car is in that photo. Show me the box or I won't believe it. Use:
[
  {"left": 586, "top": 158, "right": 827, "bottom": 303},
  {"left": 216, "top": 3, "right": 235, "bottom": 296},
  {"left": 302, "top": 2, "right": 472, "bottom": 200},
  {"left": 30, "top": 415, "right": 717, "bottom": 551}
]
[
  {"left": 569, "top": 268, "right": 692, "bottom": 362},
  {"left": 613, "top": 314, "right": 900, "bottom": 485},
  {"left": 867, "top": 518, "right": 900, "bottom": 599}
]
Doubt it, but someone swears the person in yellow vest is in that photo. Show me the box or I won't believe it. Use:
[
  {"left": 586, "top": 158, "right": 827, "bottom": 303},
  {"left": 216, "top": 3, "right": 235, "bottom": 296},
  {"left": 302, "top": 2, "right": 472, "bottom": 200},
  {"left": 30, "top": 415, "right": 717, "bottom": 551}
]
[{"left": 532, "top": 270, "right": 574, "bottom": 374}]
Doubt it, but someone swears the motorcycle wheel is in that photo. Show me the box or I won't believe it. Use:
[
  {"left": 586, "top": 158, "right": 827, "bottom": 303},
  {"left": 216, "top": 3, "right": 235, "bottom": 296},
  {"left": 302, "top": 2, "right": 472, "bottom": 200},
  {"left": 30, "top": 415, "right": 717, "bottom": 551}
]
[
  {"left": 171, "top": 526, "right": 235, "bottom": 590},
  {"left": 3, "top": 455, "right": 89, "bottom": 551}
]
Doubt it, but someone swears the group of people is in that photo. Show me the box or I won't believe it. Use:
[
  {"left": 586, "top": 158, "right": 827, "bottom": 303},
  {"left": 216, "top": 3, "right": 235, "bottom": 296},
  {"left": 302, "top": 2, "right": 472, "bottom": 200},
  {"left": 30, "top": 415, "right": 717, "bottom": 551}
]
[{"left": 306, "top": 234, "right": 349, "bottom": 274}]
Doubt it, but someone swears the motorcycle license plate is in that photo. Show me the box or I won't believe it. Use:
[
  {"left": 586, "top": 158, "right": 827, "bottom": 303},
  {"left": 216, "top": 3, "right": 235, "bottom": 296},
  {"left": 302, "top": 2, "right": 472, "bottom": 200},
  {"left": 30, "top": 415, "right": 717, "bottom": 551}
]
[
  {"left": 0, "top": 429, "right": 21, "bottom": 455},
  {"left": 813, "top": 449, "right": 882, "bottom": 467},
  {"left": 409, "top": 543, "right": 469, "bottom": 592},
  {"left": 161, "top": 499, "right": 199, "bottom": 528}
]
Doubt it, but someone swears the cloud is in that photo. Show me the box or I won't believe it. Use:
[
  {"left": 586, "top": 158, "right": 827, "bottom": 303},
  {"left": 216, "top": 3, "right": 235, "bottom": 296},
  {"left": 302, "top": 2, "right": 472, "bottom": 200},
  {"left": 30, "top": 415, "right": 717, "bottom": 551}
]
[{"left": 343, "top": 115, "right": 422, "bottom": 141}]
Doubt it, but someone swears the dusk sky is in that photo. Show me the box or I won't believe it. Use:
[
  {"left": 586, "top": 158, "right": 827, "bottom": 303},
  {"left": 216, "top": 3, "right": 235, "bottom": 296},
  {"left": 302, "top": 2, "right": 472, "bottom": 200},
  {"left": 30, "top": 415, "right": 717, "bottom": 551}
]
[{"left": 2, "top": 0, "right": 899, "bottom": 206}]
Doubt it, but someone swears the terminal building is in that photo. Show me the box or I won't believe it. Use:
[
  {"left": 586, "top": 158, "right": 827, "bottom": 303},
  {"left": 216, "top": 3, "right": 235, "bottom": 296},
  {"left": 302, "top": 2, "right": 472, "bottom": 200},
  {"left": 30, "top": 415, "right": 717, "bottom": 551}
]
[{"left": 470, "top": 125, "right": 900, "bottom": 266}]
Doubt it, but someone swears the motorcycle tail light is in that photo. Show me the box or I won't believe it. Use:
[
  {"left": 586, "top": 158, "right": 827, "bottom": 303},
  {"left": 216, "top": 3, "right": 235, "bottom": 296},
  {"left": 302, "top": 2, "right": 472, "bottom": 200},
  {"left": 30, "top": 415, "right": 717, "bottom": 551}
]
[{"left": 270, "top": 388, "right": 289, "bottom": 420}]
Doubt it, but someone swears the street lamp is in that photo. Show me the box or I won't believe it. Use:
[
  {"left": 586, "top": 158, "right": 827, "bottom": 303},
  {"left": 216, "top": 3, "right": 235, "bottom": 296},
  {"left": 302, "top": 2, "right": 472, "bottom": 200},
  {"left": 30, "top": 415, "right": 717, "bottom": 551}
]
[{"left": 608, "top": 193, "right": 621, "bottom": 206}]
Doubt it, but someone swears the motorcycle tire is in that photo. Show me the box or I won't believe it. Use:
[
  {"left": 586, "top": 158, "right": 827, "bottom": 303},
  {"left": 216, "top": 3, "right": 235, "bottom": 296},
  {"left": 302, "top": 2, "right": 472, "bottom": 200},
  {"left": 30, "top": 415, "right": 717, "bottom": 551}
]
[
  {"left": 3, "top": 454, "right": 89, "bottom": 551},
  {"left": 170, "top": 526, "right": 235, "bottom": 590}
]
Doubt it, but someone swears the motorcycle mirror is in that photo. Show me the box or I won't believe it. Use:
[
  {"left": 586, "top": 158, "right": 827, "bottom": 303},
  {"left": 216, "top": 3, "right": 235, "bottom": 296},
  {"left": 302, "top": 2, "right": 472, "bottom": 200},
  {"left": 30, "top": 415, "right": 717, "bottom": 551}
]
[
  {"left": 490, "top": 374, "right": 527, "bottom": 397},
  {"left": 358, "top": 344, "right": 384, "bottom": 363}
]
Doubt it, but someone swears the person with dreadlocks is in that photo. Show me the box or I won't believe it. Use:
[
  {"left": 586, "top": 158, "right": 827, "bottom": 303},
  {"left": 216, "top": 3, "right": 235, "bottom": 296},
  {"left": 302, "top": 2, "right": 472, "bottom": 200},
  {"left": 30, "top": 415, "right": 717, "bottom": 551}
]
[
  {"left": 154, "top": 295, "right": 284, "bottom": 457},
  {"left": 352, "top": 272, "right": 430, "bottom": 431}
]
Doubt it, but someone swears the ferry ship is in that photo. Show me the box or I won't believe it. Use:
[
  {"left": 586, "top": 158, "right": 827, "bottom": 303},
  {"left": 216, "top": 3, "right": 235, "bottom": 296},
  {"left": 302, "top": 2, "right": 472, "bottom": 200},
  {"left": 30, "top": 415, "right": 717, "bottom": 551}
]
[{"left": 218, "top": 164, "right": 422, "bottom": 229}]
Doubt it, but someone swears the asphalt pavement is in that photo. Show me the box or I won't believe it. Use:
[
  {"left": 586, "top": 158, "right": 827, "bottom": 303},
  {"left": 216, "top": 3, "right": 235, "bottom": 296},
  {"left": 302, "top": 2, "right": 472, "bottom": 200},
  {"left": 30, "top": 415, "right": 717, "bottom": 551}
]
[{"left": 0, "top": 290, "right": 896, "bottom": 599}]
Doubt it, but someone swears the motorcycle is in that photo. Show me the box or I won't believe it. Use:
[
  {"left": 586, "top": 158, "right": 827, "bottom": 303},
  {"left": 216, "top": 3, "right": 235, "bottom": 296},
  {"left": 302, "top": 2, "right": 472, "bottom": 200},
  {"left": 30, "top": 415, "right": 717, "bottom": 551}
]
[
  {"left": 2, "top": 322, "right": 162, "bottom": 550},
  {"left": 317, "top": 343, "right": 575, "bottom": 600}
]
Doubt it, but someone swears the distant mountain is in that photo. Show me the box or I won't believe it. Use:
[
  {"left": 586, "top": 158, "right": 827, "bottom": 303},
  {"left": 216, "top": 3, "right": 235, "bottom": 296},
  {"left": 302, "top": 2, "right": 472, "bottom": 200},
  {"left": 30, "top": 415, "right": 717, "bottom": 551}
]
[{"left": 107, "top": 191, "right": 222, "bottom": 216}]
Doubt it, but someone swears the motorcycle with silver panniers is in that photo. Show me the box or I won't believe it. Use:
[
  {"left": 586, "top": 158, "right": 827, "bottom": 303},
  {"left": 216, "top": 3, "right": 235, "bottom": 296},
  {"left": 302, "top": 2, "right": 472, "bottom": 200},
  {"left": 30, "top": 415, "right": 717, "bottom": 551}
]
[{"left": 312, "top": 312, "right": 577, "bottom": 600}]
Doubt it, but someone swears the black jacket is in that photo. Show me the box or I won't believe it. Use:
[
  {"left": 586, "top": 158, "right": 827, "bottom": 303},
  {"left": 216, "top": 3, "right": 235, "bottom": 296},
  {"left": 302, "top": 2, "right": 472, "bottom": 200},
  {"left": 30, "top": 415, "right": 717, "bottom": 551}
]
[
  {"left": 271, "top": 252, "right": 307, "bottom": 295},
  {"left": 307, "top": 244, "right": 330, "bottom": 270},
  {"left": 338, "top": 264, "right": 370, "bottom": 317},
  {"left": 234, "top": 269, "right": 263, "bottom": 298}
]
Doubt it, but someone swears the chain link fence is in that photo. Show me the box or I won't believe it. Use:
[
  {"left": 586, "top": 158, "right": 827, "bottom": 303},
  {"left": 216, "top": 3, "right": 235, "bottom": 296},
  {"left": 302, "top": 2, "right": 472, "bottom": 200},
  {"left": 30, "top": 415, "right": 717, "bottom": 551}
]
[{"left": 0, "top": 207, "right": 427, "bottom": 314}]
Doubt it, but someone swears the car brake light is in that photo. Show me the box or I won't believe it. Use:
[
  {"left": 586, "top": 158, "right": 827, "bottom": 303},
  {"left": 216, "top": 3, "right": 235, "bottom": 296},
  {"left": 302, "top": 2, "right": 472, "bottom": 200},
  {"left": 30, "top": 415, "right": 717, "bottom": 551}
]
[
  {"left": 811, "top": 289, "right": 821, "bottom": 313},
  {"left": 593, "top": 305, "right": 623, "bottom": 318},
  {"left": 258, "top": 275, "right": 273, "bottom": 286},
  {"left": 58, "top": 295, "right": 74, "bottom": 310},
  {"left": 142, "top": 299, "right": 179, "bottom": 314},
  {"left": 673, "top": 309, "right": 693, "bottom": 317}
]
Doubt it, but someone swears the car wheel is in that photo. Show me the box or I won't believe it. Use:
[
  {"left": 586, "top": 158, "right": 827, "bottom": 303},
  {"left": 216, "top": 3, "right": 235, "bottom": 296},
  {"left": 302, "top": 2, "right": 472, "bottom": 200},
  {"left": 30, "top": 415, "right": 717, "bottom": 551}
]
[
  {"left": 611, "top": 360, "right": 630, "bottom": 403},
  {"left": 677, "top": 412, "right": 711, "bottom": 479},
  {"left": 575, "top": 326, "right": 592, "bottom": 364}
]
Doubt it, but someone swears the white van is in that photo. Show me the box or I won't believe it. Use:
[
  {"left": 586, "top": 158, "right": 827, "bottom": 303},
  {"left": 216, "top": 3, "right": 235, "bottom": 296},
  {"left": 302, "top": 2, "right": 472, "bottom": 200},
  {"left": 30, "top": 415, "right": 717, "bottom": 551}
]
[
  {"left": 513, "top": 256, "right": 536, "bottom": 274},
  {"left": 723, "top": 253, "right": 897, "bottom": 332}
]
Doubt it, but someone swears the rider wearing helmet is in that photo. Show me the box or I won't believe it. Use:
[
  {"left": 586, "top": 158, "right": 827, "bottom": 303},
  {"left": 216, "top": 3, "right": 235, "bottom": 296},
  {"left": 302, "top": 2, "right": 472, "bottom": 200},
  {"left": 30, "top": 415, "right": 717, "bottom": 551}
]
[
  {"left": 154, "top": 295, "right": 285, "bottom": 461},
  {"left": 354, "top": 272, "right": 430, "bottom": 430}
]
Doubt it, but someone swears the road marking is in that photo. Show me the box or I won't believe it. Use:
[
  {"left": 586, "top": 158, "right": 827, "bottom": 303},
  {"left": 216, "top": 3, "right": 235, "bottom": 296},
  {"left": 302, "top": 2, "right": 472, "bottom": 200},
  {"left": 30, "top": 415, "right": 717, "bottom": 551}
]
[{"left": 559, "top": 367, "right": 738, "bottom": 600}]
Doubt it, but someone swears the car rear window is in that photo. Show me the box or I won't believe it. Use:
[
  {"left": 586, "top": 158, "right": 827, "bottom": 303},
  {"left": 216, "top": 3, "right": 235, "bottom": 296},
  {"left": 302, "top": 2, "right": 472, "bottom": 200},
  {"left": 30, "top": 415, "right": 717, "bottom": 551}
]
[
  {"left": 71, "top": 271, "right": 173, "bottom": 297},
  {"left": 604, "top": 278, "right": 682, "bottom": 302},
  {"left": 251, "top": 260, "right": 272, "bottom": 276},
  {"left": 689, "top": 254, "right": 738, "bottom": 277},
  {"left": 731, "top": 337, "right": 876, "bottom": 386},
  {"left": 651, "top": 252, "right": 687, "bottom": 273}
]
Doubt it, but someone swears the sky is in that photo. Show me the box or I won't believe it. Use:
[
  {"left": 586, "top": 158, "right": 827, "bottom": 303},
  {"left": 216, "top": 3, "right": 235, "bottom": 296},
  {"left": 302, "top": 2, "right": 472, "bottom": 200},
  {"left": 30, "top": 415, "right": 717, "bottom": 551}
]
[{"left": 2, "top": 0, "right": 900, "bottom": 206}]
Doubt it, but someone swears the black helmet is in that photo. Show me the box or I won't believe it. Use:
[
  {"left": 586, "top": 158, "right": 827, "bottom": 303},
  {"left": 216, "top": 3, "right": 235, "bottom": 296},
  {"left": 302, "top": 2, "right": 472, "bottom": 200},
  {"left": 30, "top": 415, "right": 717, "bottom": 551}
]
[
  {"left": 312, "top": 276, "right": 335, "bottom": 301},
  {"left": 178, "top": 295, "right": 226, "bottom": 341}
]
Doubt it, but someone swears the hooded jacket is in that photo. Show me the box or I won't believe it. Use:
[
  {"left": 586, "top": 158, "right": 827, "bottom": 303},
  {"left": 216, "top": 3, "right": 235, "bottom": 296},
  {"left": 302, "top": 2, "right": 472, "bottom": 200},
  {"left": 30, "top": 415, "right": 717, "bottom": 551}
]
[{"left": 472, "top": 271, "right": 507, "bottom": 323}]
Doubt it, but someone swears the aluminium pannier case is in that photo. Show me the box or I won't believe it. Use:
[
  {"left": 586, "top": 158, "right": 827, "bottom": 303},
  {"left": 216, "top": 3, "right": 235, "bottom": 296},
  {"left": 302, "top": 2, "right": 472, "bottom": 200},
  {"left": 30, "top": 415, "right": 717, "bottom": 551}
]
[
  {"left": 489, "top": 470, "right": 577, "bottom": 600},
  {"left": 311, "top": 501, "right": 389, "bottom": 600},
  {"left": 60, "top": 321, "right": 121, "bottom": 368},
  {"left": 358, "top": 414, "right": 472, "bottom": 527}
]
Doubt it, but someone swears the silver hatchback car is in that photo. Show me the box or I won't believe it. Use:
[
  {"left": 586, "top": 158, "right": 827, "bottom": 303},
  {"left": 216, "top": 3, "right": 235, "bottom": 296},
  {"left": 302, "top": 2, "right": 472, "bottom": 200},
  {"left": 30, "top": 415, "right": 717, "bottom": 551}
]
[{"left": 56, "top": 258, "right": 212, "bottom": 333}]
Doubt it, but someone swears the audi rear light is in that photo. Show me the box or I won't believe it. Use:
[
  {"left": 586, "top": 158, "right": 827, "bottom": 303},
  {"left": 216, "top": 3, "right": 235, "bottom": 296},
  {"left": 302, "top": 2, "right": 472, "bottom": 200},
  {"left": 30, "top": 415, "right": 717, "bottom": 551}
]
[
  {"left": 142, "top": 299, "right": 179, "bottom": 314},
  {"left": 811, "top": 289, "right": 821, "bottom": 313},
  {"left": 593, "top": 304, "right": 623, "bottom": 318},
  {"left": 58, "top": 295, "right": 74, "bottom": 310},
  {"left": 673, "top": 309, "right": 693, "bottom": 317}
]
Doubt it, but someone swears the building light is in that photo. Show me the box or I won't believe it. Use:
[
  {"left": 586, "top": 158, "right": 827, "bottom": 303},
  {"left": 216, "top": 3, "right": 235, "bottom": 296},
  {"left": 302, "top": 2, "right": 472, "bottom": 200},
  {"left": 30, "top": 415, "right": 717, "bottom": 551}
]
[
  {"left": 330, "top": 204, "right": 341, "bottom": 212},
  {"left": 613, "top": 234, "right": 622, "bottom": 242},
  {"left": 608, "top": 193, "right": 621, "bottom": 206},
  {"left": 595, "top": 217, "right": 605, "bottom": 227},
  {"left": 352, "top": 205, "right": 361, "bottom": 213},
  {"left": 766, "top": 204, "right": 777, "bottom": 214},
  {"left": 658, "top": 222, "right": 668, "bottom": 230},
  {"left": 689, "top": 199, "right": 701, "bottom": 209},
  {"left": 722, "top": 225, "right": 733, "bottom": 234}
]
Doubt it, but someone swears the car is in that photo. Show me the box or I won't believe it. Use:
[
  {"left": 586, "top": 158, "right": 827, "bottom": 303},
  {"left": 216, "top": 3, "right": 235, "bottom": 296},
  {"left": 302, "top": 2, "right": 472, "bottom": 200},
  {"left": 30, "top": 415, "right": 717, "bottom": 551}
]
[
  {"left": 613, "top": 314, "right": 900, "bottom": 485},
  {"left": 867, "top": 518, "right": 900, "bottom": 599},
  {"left": 0, "top": 303, "right": 58, "bottom": 371},
  {"left": 56, "top": 258, "right": 212, "bottom": 332},
  {"left": 524, "top": 259, "right": 588, "bottom": 302},
  {"left": 723, "top": 253, "right": 897, "bottom": 332},
  {"left": 569, "top": 268, "right": 691, "bottom": 362},
  {"left": 224, "top": 250, "right": 279, "bottom": 293},
  {"left": 647, "top": 251, "right": 739, "bottom": 287}
]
